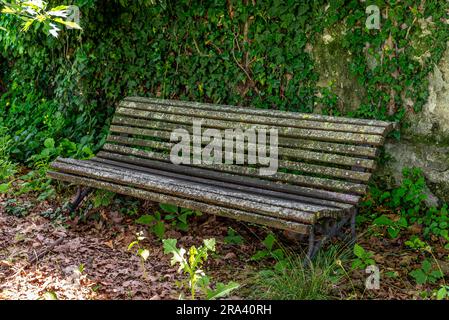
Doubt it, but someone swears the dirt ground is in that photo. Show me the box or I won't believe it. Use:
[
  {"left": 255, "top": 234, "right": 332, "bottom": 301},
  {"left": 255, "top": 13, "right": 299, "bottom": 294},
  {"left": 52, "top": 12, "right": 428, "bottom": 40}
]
[{"left": 0, "top": 190, "right": 447, "bottom": 300}]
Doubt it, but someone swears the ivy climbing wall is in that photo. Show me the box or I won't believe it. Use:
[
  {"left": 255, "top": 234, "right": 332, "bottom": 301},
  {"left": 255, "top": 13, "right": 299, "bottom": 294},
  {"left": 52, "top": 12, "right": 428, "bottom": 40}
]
[{"left": 0, "top": 0, "right": 448, "bottom": 167}]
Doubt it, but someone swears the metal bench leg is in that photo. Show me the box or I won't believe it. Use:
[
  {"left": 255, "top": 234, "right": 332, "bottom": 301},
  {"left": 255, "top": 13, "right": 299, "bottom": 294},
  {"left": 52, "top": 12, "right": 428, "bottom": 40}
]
[
  {"left": 350, "top": 209, "right": 357, "bottom": 241},
  {"left": 68, "top": 186, "right": 92, "bottom": 213}
]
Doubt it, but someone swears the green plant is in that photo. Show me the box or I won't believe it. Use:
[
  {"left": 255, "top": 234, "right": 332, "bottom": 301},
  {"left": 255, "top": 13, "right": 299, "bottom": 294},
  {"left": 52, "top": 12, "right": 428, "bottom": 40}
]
[
  {"left": 128, "top": 231, "right": 150, "bottom": 280},
  {"left": 1, "top": 0, "right": 81, "bottom": 37},
  {"left": 351, "top": 243, "right": 375, "bottom": 270},
  {"left": 224, "top": 227, "right": 244, "bottom": 246},
  {"left": 92, "top": 190, "right": 115, "bottom": 208},
  {"left": 162, "top": 238, "right": 239, "bottom": 300},
  {"left": 251, "top": 234, "right": 287, "bottom": 271},
  {"left": 136, "top": 203, "right": 201, "bottom": 239},
  {"left": 409, "top": 259, "right": 444, "bottom": 285},
  {"left": 434, "top": 285, "right": 449, "bottom": 300},
  {"left": 419, "top": 205, "right": 449, "bottom": 247},
  {"left": 249, "top": 245, "right": 348, "bottom": 300},
  {"left": 405, "top": 236, "right": 429, "bottom": 251},
  {"left": 4, "top": 198, "right": 32, "bottom": 217},
  {"left": 373, "top": 215, "right": 408, "bottom": 238},
  {"left": 135, "top": 211, "right": 165, "bottom": 239},
  {"left": 0, "top": 126, "right": 17, "bottom": 192},
  {"left": 160, "top": 203, "right": 202, "bottom": 232}
]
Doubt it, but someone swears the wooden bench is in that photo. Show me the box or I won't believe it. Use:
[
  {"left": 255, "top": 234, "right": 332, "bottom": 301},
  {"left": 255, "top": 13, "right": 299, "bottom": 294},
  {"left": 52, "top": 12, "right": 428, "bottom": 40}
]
[{"left": 48, "top": 97, "right": 395, "bottom": 258}]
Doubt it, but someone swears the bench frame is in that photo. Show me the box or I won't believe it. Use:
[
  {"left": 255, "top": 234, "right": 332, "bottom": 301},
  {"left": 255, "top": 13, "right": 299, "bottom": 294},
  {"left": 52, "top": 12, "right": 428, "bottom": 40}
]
[{"left": 50, "top": 97, "right": 395, "bottom": 260}]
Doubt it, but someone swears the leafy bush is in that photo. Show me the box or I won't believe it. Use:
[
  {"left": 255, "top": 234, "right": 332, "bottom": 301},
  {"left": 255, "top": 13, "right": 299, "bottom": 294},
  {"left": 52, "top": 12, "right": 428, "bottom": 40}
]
[{"left": 1, "top": 1, "right": 448, "bottom": 168}]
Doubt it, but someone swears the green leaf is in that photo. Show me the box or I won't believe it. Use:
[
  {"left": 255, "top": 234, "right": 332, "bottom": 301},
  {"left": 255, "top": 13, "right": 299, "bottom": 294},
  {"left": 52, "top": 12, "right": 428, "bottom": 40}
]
[
  {"left": 251, "top": 250, "right": 269, "bottom": 261},
  {"left": 410, "top": 269, "right": 427, "bottom": 285},
  {"left": 1, "top": 7, "right": 16, "bottom": 14},
  {"left": 373, "top": 215, "right": 393, "bottom": 226},
  {"left": 206, "top": 281, "right": 239, "bottom": 300},
  {"left": 353, "top": 243, "right": 365, "bottom": 258},
  {"left": 21, "top": 19, "right": 35, "bottom": 32},
  {"left": 387, "top": 226, "right": 400, "bottom": 238},
  {"left": 42, "top": 291, "right": 58, "bottom": 300},
  {"left": 422, "top": 260, "right": 432, "bottom": 273},
  {"left": 159, "top": 203, "right": 178, "bottom": 213},
  {"left": 135, "top": 214, "right": 155, "bottom": 225},
  {"left": 437, "top": 287, "right": 448, "bottom": 300},
  {"left": 127, "top": 241, "right": 139, "bottom": 251},
  {"left": 162, "top": 239, "right": 186, "bottom": 269},
  {"left": 0, "top": 183, "right": 9, "bottom": 193},
  {"left": 153, "top": 221, "right": 165, "bottom": 239},
  {"left": 138, "top": 248, "right": 150, "bottom": 261},
  {"left": 53, "top": 18, "right": 82, "bottom": 30},
  {"left": 203, "top": 238, "right": 216, "bottom": 252},
  {"left": 262, "top": 234, "right": 276, "bottom": 251},
  {"left": 44, "top": 138, "right": 55, "bottom": 149}
]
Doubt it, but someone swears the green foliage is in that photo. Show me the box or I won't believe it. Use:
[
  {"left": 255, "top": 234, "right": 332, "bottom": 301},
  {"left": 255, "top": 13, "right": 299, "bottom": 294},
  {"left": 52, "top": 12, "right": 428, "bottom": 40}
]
[
  {"left": 136, "top": 203, "right": 201, "bottom": 239},
  {"left": 435, "top": 285, "right": 449, "bottom": 300},
  {"left": 409, "top": 259, "right": 444, "bottom": 285},
  {"left": 0, "top": 126, "right": 17, "bottom": 193},
  {"left": 250, "top": 245, "right": 348, "bottom": 300},
  {"left": 363, "top": 167, "right": 448, "bottom": 245},
  {"left": 4, "top": 198, "right": 32, "bottom": 217},
  {"left": 162, "top": 238, "right": 239, "bottom": 300},
  {"left": 373, "top": 215, "right": 408, "bottom": 238},
  {"left": 92, "top": 190, "right": 115, "bottom": 208},
  {"left": 224, "top": 227, "right": 244, "bottom": 246},
  {"left": 351, "top": 243, "right": 375, "bottom": 270},
  {"left": 1, "top": 0, "right": 82, "bottom": 37},
  {"left": 251, "top": 233, "right": 287, "bottom": 271},
  {"left": 2, "top": 1, "right": 447, "bottom": 175}
]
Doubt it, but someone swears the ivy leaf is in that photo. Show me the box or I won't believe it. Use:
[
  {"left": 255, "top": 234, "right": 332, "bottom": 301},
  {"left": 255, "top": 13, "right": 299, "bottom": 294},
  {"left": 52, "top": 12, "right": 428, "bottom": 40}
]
[
  {"left": 159, "top": 203, "right": 178, "bottom": 214},
  {"left": 135, "top": 214, "right": 155, "bottom": 225},
  {"left": 262, "top": 234, "right": 276, "bottom": 251},
  {"left": 373, "top": 215, "right": 393, "bottom": 226}
]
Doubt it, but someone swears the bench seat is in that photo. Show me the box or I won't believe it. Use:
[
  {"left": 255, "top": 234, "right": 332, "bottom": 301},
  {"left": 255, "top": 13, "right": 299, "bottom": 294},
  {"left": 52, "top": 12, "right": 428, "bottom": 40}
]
[{"left": 48, "top": 97, "right": 395, "bottom": 256}]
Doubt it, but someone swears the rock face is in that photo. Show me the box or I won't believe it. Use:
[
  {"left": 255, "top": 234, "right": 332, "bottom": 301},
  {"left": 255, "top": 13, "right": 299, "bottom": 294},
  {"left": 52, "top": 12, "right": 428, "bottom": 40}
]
[
  {"left": 382, "top": 139, "right": 449, "bottom": 205},
  {"left": 382, "top": 43, "right": 449, "bottom": 205},
  {"left": 311, "top": 25, "right": 366, "bottom": 114},
  {"left": 405, "top": 42, "right": 449, "bottom": 143},
  {"left": 312, "top": 33, "right": 449, "bottom": 204}
]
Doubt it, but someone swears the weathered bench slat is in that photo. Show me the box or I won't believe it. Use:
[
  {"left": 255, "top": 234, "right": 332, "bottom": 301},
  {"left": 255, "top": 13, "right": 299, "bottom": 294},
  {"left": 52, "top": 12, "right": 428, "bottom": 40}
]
[
  {"left": 48, "top": 97, "right": 394, "bottom": 249},
  {"left": 101, "top": 143, "right": 368, "bottom": 194},
  {"left": 115, "top": 107, "right": 385, "bottom": 146},
  {"left": 106, "top": 135, "right": 372, "bottom": 182},
  {"left": 90, "top": 156, "right": 353, "bottom": 210},
  {"left": 112, "top": 116, "right": 379, "bottom": 158},
  {"left": 52, "top": 158, "right": 342, "bottom": 223},
  {"left": 121, "top": 100, "right": 387, "bottom": 135},
  {"left": 48, "top": 170, "right": 312, "bottom": 234},
  {"left": 125, "top": 97, "right": 394, "bottom": 130},
  {"left": 54, "top": 158, "right": 345, "bottom": 217},
  {"left": 93, "top": 153, "right": 359, "bottom": 207},
  {"left": 107, "top": 127, "right": 376, "bottom": 169}
]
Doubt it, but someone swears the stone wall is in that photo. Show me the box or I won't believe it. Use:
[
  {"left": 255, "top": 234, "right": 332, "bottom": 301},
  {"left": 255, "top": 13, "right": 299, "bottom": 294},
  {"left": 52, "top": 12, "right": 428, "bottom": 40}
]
[{"left": 313, "top": 30, "right": 449, "bottom": 204}]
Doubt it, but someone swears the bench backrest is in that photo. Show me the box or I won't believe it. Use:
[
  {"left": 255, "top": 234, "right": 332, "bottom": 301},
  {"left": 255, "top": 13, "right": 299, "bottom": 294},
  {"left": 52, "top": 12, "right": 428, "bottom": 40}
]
[{"left": 97, "top": 97, "right": 394, "bottom": 208}]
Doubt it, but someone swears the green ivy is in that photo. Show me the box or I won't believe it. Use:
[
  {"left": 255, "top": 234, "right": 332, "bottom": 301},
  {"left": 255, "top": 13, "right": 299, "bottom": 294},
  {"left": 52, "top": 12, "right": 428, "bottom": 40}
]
[{"left": 1, "top": 1, "right": 448, "bottom": 164}]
